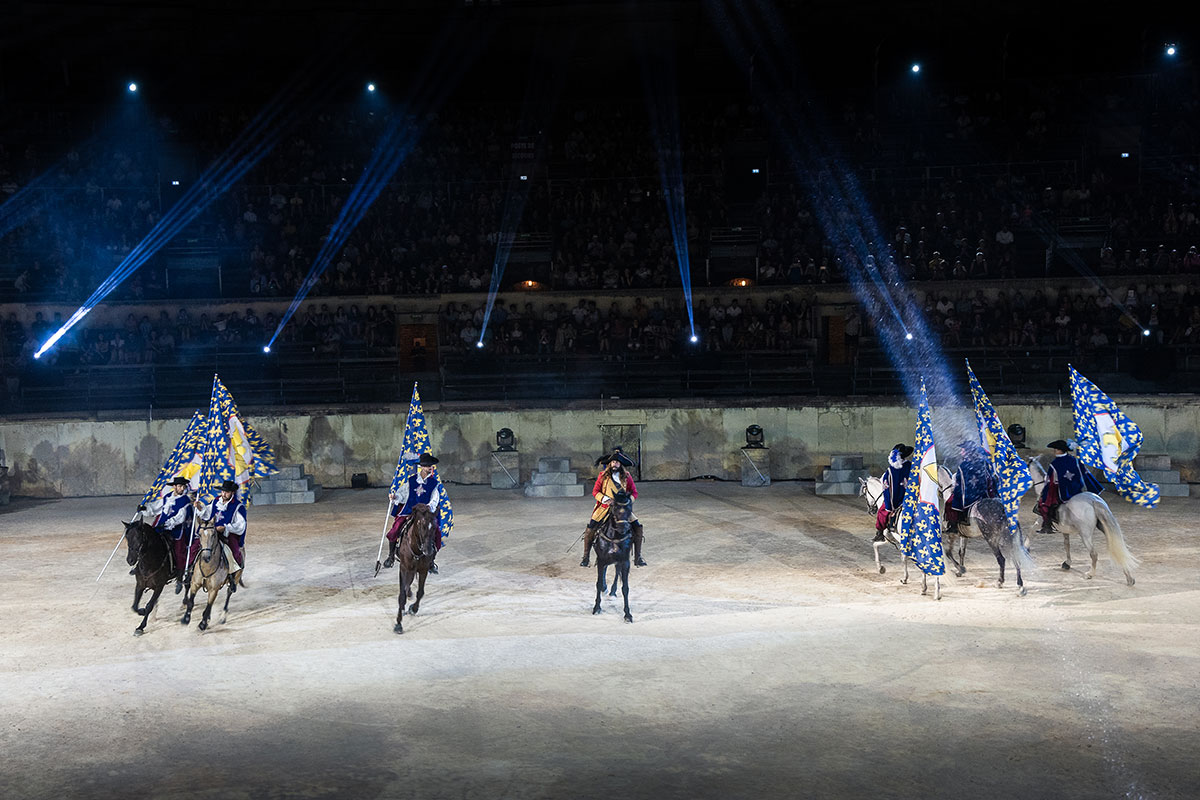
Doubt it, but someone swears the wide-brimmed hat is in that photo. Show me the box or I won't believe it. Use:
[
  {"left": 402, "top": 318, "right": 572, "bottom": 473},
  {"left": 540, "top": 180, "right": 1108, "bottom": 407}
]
[
  {"left": 597, "top": 449, "right": 634, "bottom": 467},
  {"left": 416, "top": 452, "right": 439, "bottom": 467},
  {"left": 219, "top": 479, "right": 238, "bottom": 493},
  {"left": 892, "top": 443, "right": 914, "bottom": 458},
  {"left": 1047, "top": 439, "right": 1071, "bottom": 452},
  {"left": 169, "top": 476, "right": 190, "bottom": 487}
]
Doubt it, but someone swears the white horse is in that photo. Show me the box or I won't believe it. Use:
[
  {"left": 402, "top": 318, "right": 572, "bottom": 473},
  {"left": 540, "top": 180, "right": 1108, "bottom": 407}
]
[
  {"left": 937, "top": 466, "right": 1034, "bottom": 595},
  {"left": 858, "top": 475, "right": 941, "bottom": 599},
  {"left": 1026, "top": 456, "right": 1138, "bottom": 585}
]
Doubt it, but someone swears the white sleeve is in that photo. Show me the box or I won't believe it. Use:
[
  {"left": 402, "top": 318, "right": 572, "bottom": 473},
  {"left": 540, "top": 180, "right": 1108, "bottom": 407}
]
[
  {"left": 144, "top": 494, "right": 167, "bottom": 516},
  {"left": 164, "top": 501, "right": 191, "bottom": 529},
  {"left": 427, "top": 485, "right": 440, "bottom": 512},
  {"left": 392, "top": 481, "right": 411, "bottom": 515},
  {"left": 224, "top": 505, "right": 247, "bottom": 537},
  {"left": 197, "top": 500, "right": 215, "bottom": 521}
]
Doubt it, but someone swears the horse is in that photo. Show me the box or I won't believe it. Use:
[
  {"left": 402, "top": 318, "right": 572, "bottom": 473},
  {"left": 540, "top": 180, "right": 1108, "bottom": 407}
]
[
  {"left": 858, "top": 475, "right": 901, "bottom": 573},
  {"left": 1027, "top": 456, "right": 1138, "bottom": 585},
  {"left": 859, "top": 475, "right": 941, "bottom": 598},
  {"left": 123, "top": 519, "right": 174, "bottom": 636},
  {"left": 588, "top": 491, "right": 634, "bottom": 622},
  {"left": 181, "top": 519, "right": 239, "bottom": 631},
  {"left": 393, "top": 503, "right": 438, "bottom": 634},
  {"left": 937, "top": 465, "right": 1034, "bottom": 595}
]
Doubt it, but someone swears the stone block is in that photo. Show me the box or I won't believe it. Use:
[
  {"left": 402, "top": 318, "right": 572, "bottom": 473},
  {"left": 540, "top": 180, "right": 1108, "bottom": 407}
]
[
  {"left": 814, "top": 481, "right": 862, "bottom": 495},
  {"left": 537, "top": 457, "right": 571, "bottom": 474},
  {"left": 1135, "top": 454, "right": 1171, "bottom": 471},
  {"left": 531, "top": 472, "right": 579, "bottom": 486},
  {"left": 524, "top": 483, "right": 586, "bottom": 498},
  {"left": 830, "top": 454, "right": 864, "bottom": 470},
  {"left": 740, "top": 447, "right": 770, "bottom": 487},
  {"left": 273, "top": 464, "right": 305, "bottom": 480},
  {"left": 1156, "top": 483, "right": 1190, "bottom": 497},
  {"left": 254, "top": 477, "right": 314, "bottom": 493},
  {"left": 1137, "top": 469, "right": 1181, "bottom": 484},
  {"left": 821, "top": 468, "right": 871, "bottom": 482}
]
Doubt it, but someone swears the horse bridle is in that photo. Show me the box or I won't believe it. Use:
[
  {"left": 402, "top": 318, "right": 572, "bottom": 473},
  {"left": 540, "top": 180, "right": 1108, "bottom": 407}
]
[
  {"left": 861, "top": 480, "right": 883, "bottom": 514},
  {"left": 195, "top": 521, "right": 227, "bottom": 581},
  {"left": 131, "top": 523, "right": 172, "bottom": 575},
  {"left": 402, "top": 512, "right": 436, "bottom": 561}
]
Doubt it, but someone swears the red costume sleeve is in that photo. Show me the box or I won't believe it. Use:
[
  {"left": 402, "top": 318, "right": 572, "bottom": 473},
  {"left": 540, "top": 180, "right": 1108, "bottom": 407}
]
[
  {"left": 624, "top": 474, "right": 638, "bottom": 500},
  {"left": 592, "top": 472, "right": 606, "bottom": 499}
]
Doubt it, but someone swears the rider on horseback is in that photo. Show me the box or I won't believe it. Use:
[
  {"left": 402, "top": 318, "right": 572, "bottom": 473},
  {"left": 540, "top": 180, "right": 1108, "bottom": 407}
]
[
  {"left": 1036, "top": 439, "right": 1103, "bottom": 533},
  {"left": 385, "top": 452, "right": 443, "bottom": 574},
  {"left": 193, "top": 479, "right": 247, "bottom": 591},
  {"left": 945, "top": 440, "right": 999, "bottom": 535},
  {"left": 875, "top": 444, "right": 913, "bottom": 542},
  {"left": 580, "top": 449, "right": 645, "bottom": 568},
  {"left": 138, "top": 475, "right": 195, "bottom": 593}
]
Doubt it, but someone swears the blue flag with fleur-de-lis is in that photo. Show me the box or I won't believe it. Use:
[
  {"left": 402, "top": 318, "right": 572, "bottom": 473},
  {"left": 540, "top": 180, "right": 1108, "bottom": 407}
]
[
  {"left": 390, "top": 382, "right": 454, "bottom": 538},
  {"left": 897, "top": 380, "right": 945, "bottom": 576},
  {"left": 1069, "top": 365, "right": 1159, "bottom": 508},
  {"left": 967, "top": 360, "right": 1033, "bottom": 537}
]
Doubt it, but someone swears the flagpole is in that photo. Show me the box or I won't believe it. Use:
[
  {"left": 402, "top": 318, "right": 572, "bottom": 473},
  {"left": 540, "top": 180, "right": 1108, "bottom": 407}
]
[
  {"left": 374, "top": 501, "right": 393, "bottom": 577},
  {"left": 376, "top": 383, "right": 419, "bottom": 576}
]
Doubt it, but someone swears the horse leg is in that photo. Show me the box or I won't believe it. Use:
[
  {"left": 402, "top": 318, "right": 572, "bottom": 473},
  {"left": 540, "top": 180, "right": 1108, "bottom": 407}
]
[
  {"left": 221, "top": 582, "right": 234, "bottom": 624},
  {"left": 933, "top": 575, "right": 941, "bottom": 600},
  {"left": 409, "top": 569, "right": 427, "bottom": 614},
  {"left": 1016, "top": 562, "right": 1027, "bottom": 596},
  {"left": 609, "top": 564, "right": 618, "bottom": 597},
  {"left": 995, "top": 549, "right": 1006, "bottom": 589},
  {"left": 395, "top": 571, "right": 412, "bottom": 634},
  {"left": 1079, "top": 529, "right": 1098, "bottom": 579},
  {"left": 181, "top": 586, "right": 197, "bottom": 625},
  {"left": 1061, "top": 532, "right": 1072, "bottom": 570},
  {"left": 621, "top": 561, "right": 632, "bottom": 623},
  {"left": 900, "top": 556, "right": 909, "bottom": 585},
  {"left": 132, "top": 581, "right": 146, "bottom": 614},
  {"left": 198, "top": 593, "right": 216, "bottom": 631},
  {"left": 134, "top": 585, "right": 164, "bottom": 636},
  {"left": 873, "top": 540, "right": 887, "bottom": 574},
  {"left": 593, "top": 564, "right": 604, "bottom": 614},
  {"left": 958, "top": 536, "right": 968, "bottom": 575},
  {"left": 921, "top": 572, "right": 928, "bottom": 595}
]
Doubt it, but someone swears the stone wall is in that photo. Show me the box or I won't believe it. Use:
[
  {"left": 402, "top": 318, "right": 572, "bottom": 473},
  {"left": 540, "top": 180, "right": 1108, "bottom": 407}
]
[{"left": 3, "top": 396, "right": 1197, "bottom": 498}]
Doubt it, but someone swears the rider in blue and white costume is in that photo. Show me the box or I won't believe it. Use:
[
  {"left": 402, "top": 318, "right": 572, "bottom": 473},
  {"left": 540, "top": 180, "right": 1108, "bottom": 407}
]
[
  {"left": 384, "top": 452, "right": 442, "bottom": 574},
  {"left": 875, "top": 444, "right": 913, "bottom": 542},
  {"left": 138, "top": 475, "right": 194, "bottom": 590},
  {"left": 945, "top": 440, "right": 998, "bottom": 535},
  {"left": 193, "top": 479, "right": 247, "bottom": 590},
  {"left": 1036, "top": 439, "right": 1102, "bottom": 532}
]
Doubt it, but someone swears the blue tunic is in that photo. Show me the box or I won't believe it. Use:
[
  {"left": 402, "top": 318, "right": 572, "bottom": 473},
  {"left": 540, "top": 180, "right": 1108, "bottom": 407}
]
[
  {"left": 951, "top": 456, "right": 998, "bottom": 511},
  {"left": 1043, "top": 454, "right": 1103, "bottom": 502},
  {"left": 211, "top": 499, "right": 247, "bottom": 546},
  {"left": 882, "top": 462, "right": 910, "bottom": 511},
  {"left": 389, "top": 473, "right": 441, "bottom": 518},
  {"left": 156, "top": 493, "right": 194, "bottom": 539}
]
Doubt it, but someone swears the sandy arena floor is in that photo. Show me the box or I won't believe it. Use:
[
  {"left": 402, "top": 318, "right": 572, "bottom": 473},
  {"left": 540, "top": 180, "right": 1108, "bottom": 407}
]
[{"left": 2, "top": 481, "right": 1198, "bottom": 799}]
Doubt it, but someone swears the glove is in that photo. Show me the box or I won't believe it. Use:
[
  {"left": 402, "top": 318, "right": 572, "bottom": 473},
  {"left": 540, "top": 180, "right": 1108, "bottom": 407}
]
[
  {"left": 137, "top": 505, "right": 147, "bottom": 512},
  {"left": 600, "top": 495, "right": 612, "bottom": 506}
]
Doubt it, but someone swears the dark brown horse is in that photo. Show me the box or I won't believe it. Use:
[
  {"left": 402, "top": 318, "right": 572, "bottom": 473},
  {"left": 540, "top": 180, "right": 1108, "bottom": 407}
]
[
  {"left": 124, "top": 519, "right": 173, "bottom": 636},
  {"left": 590, "top": 491, "right": 634, "bottom": 623},
  {"left": 394, "top": 503, "right": 438, "bottom": 635},
  {"left": 181, "top": 519, "right": 238, "bottom": 631}
]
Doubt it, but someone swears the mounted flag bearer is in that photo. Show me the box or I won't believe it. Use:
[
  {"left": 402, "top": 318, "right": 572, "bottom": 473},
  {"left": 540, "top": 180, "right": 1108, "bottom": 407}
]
[
  {"left": 945, "top": 440, "right": 999, "bottom": 535},
  {"left": 1036, "top": 439, "right": 1103, "bottom": 533},
  {"left": 193, "top": 479, "right": 247, "bottom": 591},
  {"left": 875, "top": 444, "right": 913, "bottom": 542},
  {"left": 580, "top": 449, "right": 646, "bottom": 568},
  {"left": 138, "top": 476, "right": 196, "bottom": 593},
  {"left": 384, "top": 452, "right": 443, "bottom": 574}
]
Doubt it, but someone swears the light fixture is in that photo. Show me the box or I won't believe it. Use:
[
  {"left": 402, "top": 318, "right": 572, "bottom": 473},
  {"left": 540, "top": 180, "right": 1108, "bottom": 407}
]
[
  {"left": 911, "top": 63, "right": 921, "bottom": 74},
  {"left": 128, "top": 82, "right": 138, "bottom": 93},
  {"left": 367, "top": 83, "right": 376, "bottom": 92},
  {"left": 1006, "top": 423, "right": 1026, "bottom": 449},
  {"left": 745, "top": 425, "right": 765, "bottom": 448},
  {"left": 495, "top": 428, "right": 516, "bottom": 451}
]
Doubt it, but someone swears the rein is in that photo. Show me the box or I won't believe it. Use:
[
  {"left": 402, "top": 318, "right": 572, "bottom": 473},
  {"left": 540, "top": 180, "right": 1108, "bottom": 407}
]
[
  {"left": 403, "top": 513, "right": 436, "bottom": 562},
  {"left": 195, "top": 524, "right": 227, "bottom": 583},
  {"left": 862, "top": 481, "right": 883, "bottom": 514}
]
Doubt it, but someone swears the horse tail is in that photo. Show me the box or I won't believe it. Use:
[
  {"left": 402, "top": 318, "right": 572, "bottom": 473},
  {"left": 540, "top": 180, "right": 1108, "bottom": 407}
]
[
  {"left": 1092, "top": 498, "right": 1139, "bottom": 575},
  {"left": 1012, "top": 523, "right": 1036, "bottom": 575}
]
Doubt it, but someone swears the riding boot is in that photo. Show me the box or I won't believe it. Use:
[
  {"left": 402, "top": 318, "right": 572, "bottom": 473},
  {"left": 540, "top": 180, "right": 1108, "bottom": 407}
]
[
  {"left": 129, "top": 567, "right": 137, "bottom": 575},
  {"left": 383, "top": 540, "right": 397, "bottom": 569},
  {"left": 872, "top": 530, "right": 886, "bottom": 543},
  {"left": 580, "top": 525, "right": 596, "bottom": 567},
  {"left": 632, "top": 522, "right": 647, "bottom": 566}
]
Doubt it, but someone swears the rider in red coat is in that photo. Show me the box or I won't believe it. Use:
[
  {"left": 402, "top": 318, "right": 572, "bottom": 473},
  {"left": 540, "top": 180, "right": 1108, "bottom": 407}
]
[{"left": 579, "top": 448, "right": 646, "bottom": 568}]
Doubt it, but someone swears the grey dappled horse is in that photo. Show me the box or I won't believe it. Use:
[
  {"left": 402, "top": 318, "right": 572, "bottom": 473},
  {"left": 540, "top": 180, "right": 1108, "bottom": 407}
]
[
  {"left": 937, "top": 465, "right": 1034, "bottom": 595},
  {"left": 1026, "top": 456, "right": 1138, "bottom": 586}
]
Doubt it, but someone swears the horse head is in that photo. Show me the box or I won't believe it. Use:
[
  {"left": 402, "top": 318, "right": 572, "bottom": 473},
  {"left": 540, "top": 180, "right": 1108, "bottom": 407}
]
[
  {"left": 123, "top": 520, "right": 142, "bottom": 566},
  {"left": 195, "top": 517, "right": 218, "bottom": 552},
  {"left": 408, "top": 503, "right": 438, "bottom": 559}
]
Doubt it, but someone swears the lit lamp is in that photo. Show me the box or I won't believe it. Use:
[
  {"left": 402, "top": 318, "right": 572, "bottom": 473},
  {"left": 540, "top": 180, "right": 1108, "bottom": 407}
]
[
  {"left": 495, "top": 427, "right": 516, "bottom": 451},
  {"left": 745, "top": 424, "right": 765, "bottom": 448}
]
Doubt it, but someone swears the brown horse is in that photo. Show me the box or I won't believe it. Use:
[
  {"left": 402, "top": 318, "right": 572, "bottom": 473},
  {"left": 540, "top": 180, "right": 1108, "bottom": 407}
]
[
  {"left": 394, "top": 503, "right": 438, "bottom": 635},
  {"left": 124, "top": 519, "right": 174, "bottom": 636},
  {"left": 590, "top": 491, "right": 634, "bottom": 623},
  {"left": 181, "top": 519, "right": 239, "bottom": 631}
]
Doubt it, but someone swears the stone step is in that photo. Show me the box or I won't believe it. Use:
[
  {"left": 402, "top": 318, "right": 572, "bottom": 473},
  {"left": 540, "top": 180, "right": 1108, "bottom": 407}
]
[
  {"left": 253, "top": 476, "right": 315, "bottom": 493},
  {"left": 830, "top": 454, "right": 864, "bottom": 470},
  {"left": 814, "top": 481, "right": 862, "bottom": 495},
  {"left": 531, "top": 471, "right": 580, "bottom": 486},
  {"left": 252, "top": 487, "right": 322, "bottom": 505},
  {"left": 821, "top": 468, "right": 870, "bottom": 482},
  {"left": 524, "top": 483, "right": 586, "bottom": 498},
  {"left": 1155, "top": 483, "right": 1190, "bottom": 497},
  {"left": 273, "top": 464, "right": 305, "bottom": 480},
  {"left": 1135, "top": 454, "right": 1171, "bottom": 471},
  {"left": 537, "top": 457, "right": 571, "bottom": 474},
  {"left": 1136, "top": 468, "right": 1182, "bottom": 484}
]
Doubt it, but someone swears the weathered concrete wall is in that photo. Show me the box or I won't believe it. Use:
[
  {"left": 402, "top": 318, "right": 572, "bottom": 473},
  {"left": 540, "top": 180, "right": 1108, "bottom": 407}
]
[{"left": 3, "top": 397, "right": 1198, "bottom": 497}]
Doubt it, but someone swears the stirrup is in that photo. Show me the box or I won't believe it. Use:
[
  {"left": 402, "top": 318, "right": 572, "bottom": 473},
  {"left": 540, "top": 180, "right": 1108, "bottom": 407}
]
[
  {"left": 580, "top": 556, "right": 590, "bottom": 567},
  {"left": 429, "top": 562, "right": 439, "bottom": 575}
]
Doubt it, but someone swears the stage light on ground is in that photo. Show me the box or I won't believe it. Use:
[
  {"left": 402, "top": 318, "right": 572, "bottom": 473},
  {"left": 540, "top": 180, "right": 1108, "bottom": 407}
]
[
  {"left": 1166, "top": 44, "right": 1177, "bottom": 56},
  {"left": 745, "top": 425, "right": 765, "bottom": 448},
  {"left": 911, "top": 63, "right": 921, "bottom": 74},
  {"left": 367, "top": 83, "right": 376, "bottom": 92},
  {"left": 128, "top": 82, "right": 138, "bottom": 93},
  {"left": 263, "top": 345, "right": 271, "bottom": 353}
]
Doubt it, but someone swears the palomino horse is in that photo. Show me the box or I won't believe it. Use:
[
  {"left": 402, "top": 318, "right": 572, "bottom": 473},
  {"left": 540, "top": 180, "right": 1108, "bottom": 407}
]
[
  {"left": 124, "top": 519, "right": 174, "bottom": 636},
  {"left": 181, "top": 519, "right": 239, "bottom": 631},
  {"left": 858, "top": 475, "right": 901, "bottom": 573},
  {"left": 1027, "top": 456, "right": 1138, "bottom": 585},
  {"left": 589, "top": 491, "right": 634, "bottom": 622},
  {"left": 937, "top": 465, "right": 1033, "bottom": 595},
  {"left": 394, "top": 503, "right": 438, "bottom": 634}
]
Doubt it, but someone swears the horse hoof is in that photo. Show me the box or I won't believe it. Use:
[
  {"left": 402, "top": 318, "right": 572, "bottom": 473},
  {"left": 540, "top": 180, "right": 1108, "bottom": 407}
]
[
  {"left": 1061, "top": 562, "right": 1071, "bottom": 570},
  {"left": 198, "top": 621, "right": 208, "bottom": 631},
  {"left": 1085, "top": 573, "right": 1094, "bottom": 580},
  {"left": 181, "top": 616, "right": 190, "bottom": 626},
  {"left": 900, "top": 578, "right": 908, "bottom": 585},
  {"left": 408, "top": 604, "right": 418, "bottom": 614},
  {"left": 394, "top": 624, "right": 404, "bottom": 635},
  {"left": 1126, "top": 576, "right": 1136, "bottom": 586},
  {"left": 133, "top": 628, "right": 144, "bottom": 637},
  {"left": 592, "top": 607, "right": 602, "bottom": 615},
  {"left": 997, "top": 581, "right": 1004, "bottom": 589},
  {"left": 1019, "top": 586, "right": 1028, "bottom": 596},
  {"left": 624, "top": 616, "right": 633, "bottom": 623},
  {"left": 878, "top": 566, "right": 886, "bottom": 574}
]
